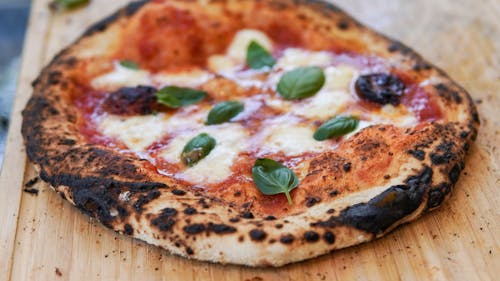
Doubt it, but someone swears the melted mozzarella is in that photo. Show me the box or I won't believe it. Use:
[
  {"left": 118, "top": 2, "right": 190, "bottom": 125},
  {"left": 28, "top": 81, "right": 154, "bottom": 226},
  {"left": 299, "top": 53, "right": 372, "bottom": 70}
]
[
  {"left": 153, "top": 69, "right": 213, "bottom": 88},
  {"left": 160, "top": 124, "right": 248, "bottom": 184},
  {"left": 98, "top": 114, "right": 169, "bottom": 151},
  {"left": 324, "top": 65, "right": 357, "bottom": 91},
  {"left": 258, "top": 118, "right": 328, "bottom": 156},
  {"left": 276, "top": 48, "right": 333, "bottom": 70},
  {"left": 91, "top": 62, "right": 151, "bottom": 90},
  {"left": 226, "top": 29, "right": 273, "bottom": 63},
  {"left": 207, "top": 55, "right": 240, "bottom": 74},
  {"left": 290, "top": 90, "right": 352, "bottom": 119}
]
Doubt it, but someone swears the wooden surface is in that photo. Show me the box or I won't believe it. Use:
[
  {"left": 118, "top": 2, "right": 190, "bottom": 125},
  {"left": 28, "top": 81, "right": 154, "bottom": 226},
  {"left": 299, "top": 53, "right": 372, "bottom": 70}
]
[{"left": 1, "top": 0, "right": 499, "bottom": 280}]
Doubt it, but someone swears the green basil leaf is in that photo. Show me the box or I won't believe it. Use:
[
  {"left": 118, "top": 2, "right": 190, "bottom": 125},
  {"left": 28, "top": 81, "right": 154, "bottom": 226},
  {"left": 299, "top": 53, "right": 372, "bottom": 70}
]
[
  {"left": 206, "top": 101, "right": 244, "bottom": 125},
  {"left": 119, "top": 60, "right": 140, "bottom": 70},
  {"left": 181, "top": 133, "right": 216, "bottom": 167},
  {"left": 53, "top": 0, "right": 89, "bottom": 9},
  {"left": 277, "top": 66, "right": 325, "bottom": 100},
  {"left": 155, "top": 86, "right": 206, "bottom": 108},
  {"left": 246, "top": 41, "right": 276, "bottom": 69},
  {"left": 252, "top": 158, "right": 299, "bottom": 205},
  {"left": 313, "top": 116, "right": 359, "bottom": 141}
]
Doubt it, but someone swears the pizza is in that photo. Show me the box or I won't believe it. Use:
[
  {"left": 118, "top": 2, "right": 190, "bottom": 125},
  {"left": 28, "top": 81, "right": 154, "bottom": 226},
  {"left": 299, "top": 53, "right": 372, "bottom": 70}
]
[{"left": 22, "top": 0, "right": 479, "bottom": 266}]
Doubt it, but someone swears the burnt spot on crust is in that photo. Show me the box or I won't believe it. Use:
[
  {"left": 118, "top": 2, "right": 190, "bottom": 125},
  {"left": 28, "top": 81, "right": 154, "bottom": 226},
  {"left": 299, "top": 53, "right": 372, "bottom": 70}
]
[
  {"left": 133, "top": 190, "right": 160, "bottom": 212},
  {"left": 412, "top": 61, "right": 432, "bottom": 71},
  {"left": 229, "top": 217, "right": 240, "bottom": 223},
  {"left": 82, "top": 0, "right": 148, "bottom": 36},
  {"left": 240, "top": 211, "right": 255, "bottom": 219},
  {"left": 151, "top": 207, "right": 178, "bottom": 232},
  {"left": 336, "top": 166, "right": 432, "bottom": 234},
  {"left": 264, "top": 215, "right": 277, "bottom": 221},
  {"left": 207, "top": 223, "right": 237, "bottom": 234},
  {"left": 387, "top": 41, "right": 412, "bottom": 54},
  {"left": 430, "top": 141, "right": 455, "bottom": 165},
  {"left": 310, "top": 216, "right": 336, "bottom": 229},
  {"left": 329, "top": 190, "right": 339, "bottom": 197},
  {"left": 303, "top": 231, "right": 320, "bottom": 242},
  {"left": 124, "top": 223, "right": 134, "bottom": 235},
  {"left": 172, "top": 189, "right": 186, "bottom": 196},
  {"left": 337, "top": 19, "right": 349, "bottom": 30},
  {"left": 449, "top": 164, "right": 461, "bottom": 184},
  {"left": 305, "top": 197, "right": 321, "bottom": 207},
  {"left": 249, "top": 229, "right": 267, "bottom": 241},
  {"left": 280, "top": 234, "right": 295, "bottom": 245},
  {"left": 186, "top": 246, "right": 194, "bottom": 255},
  {"left": 102, "top": 86, "right": 159, "bottom": 116},
  {"left": 408, "top": 149, "right": 425, "bottom": 160},
  {"left": 183, "top": 223, "right": 206, "bottom": 235},
  {"left": 427, "top": 183, "right": 452, "bottom": 209},
  {"left": 183, "top": 207, "right": 197, "bottom": 215},
  {"left": 343, "top": 162, "right": 351, "bottom": 172},
  {"left": 323, "top": 231, "right": 335, "bottom": 244},
  {"left": 435, "top": 83, "right": 463, "bottom": 104}
]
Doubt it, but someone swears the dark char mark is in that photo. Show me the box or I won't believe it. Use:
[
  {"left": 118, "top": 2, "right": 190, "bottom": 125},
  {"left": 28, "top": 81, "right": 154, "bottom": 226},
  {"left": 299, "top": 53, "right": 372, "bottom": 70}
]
[
  {"left": 82, "top": 1, "right": 148, "bottom": 36},
  {"left": 336, "top": 166, "right": 432, "bottom": 234},
  {"left": 151, "top": 208, "right": 178, "bottom": 232}
]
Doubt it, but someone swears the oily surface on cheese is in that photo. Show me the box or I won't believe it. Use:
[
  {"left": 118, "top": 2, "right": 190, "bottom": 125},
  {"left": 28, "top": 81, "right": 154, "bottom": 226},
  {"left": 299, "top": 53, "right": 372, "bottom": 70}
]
[{"left": 86, "top": 29, "right": 422, "bottom": 187}]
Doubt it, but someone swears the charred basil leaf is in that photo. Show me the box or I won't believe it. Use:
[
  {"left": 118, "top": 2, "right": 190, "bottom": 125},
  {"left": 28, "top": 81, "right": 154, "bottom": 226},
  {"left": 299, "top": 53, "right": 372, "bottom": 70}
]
[
  {"left": 155, "top": 86, "right": 206, "bottom": 108},
  {"left": 51, "top": 0, "right": 89, "bottom": 9},
  {"left": 313, "top": 116, "right": 359, "bottom": 141},
  {"left": 119, "top": 60, "right": 140, "bottom": 70},
  {"left": 206, "top": 101, "right": 244, "bottom": 125},
  {"left": 277, "top": 66, "right": 325, "bottom": 100},
  {"left": 355, "top": 73, "right": 405, "bottom": 105},
  {"left": 181, "top": 133, "right": 216, "bottom": 167},
  {"left": 252, "top": 158, "right": 299, "bottom": 205},
  {"left": 246, "top": 41, "right": 275, "bottom": 69}
]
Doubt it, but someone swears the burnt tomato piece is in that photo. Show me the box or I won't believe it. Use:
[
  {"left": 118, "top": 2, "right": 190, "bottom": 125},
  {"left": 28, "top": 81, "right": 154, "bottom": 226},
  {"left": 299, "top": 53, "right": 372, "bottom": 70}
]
[
  {"left": 102, "top": 86, "right": 158, "bottom": 115},
  {"left": 355, "top": 73, "right": 405, "bottom": 105}
]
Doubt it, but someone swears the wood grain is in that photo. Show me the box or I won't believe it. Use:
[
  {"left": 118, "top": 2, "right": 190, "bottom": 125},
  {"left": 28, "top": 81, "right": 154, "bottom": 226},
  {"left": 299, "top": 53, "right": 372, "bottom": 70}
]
[{"left": 0, "top": 0, "right": 498, "bottom": 280}]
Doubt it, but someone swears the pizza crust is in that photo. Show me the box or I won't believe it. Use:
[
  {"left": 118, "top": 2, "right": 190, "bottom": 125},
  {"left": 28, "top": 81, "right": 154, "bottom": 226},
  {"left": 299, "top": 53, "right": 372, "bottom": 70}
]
[{"left": 22, "top": 0, "right": 479, "bottom": 266}]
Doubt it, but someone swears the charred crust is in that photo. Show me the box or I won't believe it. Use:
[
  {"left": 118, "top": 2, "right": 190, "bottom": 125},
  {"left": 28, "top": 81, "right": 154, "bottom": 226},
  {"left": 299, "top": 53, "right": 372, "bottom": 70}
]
[
  {"left": 151, "top": 208, "right": 178, "bottom": 231},
  {"left": 240, "top": 211, "right": 255, "bottom": 219},
  {"left": 280, "top": 234, "right": 295, "bottom": 244},
  {"left": 275, "top": 223, "right": 283, "bottom": 229},
  {"left": 305, "top": 197, "right": 320, "bottom": 207},
  {"left": 449, "top": 164, "right": 461, "bottom": 184},
  {"left": 323, "top": 232, "right": 335, "bottom": 244},
  {"left": 183, "top": 223, "right": 206, "bottom": 235},
  {"left": 337, "top": 19, "right": 349, "bottom": 30},
  {"left": 133, "top": 190, "right": 161, "bottom": 211},
  {"left": 264, "top": 215, "right": 277, "bottom": 221},
  {"left": 329, "top": 190, "right": 339, "bottom": 197},
  {"left": 186, "top": 247, "right": 194, "bottom": 255},
  {"left": 229, "top": 217, "right": 240, "bottom": 223},
  {"left": 207, "top": 223, "right": 237, "bottom": 234},
  {"left": 310, "top": 216, "right": 336, "bottom": 228},
  {"left": 24, "top": 177, "right": 39, "bottom": 188},
  {"left": 387, "top": 41, "right": 412, "bottom": 54},
  {"left": 435, "top": 83, "right": 463, "bottom": 104},
  {"left": 249, "top": 229, "right": 267, "bottom": 241},
  {"left": 337, "top": 167, "right": 432, "bottom": 234},
  {"left": 408, "top": 149, "right": 425, "bottom": 160},
  {"left": 303, "top": 231, "right": 320, "bottom": 242},
  {"left": 427, "top": 183, "right": 452, "bottom": 209},
  {"left": 430, "top": 141, "right": 455, "bottom": 165},
  {"left": 124, "top": 224, "right": 134, "bottom": 235},
  {"left": 172, "top": 189, "right": 186, "bottom": 196},
  {"left": 343, "top": 162, "right": 351, "bottom": 172},
  {"left": 82, "top": 0, "right": 148, "bottom": 36},
  {"left": 183, "top": 207, "right": 197, "bottom": 215}
]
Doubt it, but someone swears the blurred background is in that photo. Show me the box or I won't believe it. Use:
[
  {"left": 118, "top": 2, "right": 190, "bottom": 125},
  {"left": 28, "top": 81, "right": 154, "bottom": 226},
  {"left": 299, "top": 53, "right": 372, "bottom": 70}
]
[{"left": 0, "top": 0, "right": 30, "bottom": 167}]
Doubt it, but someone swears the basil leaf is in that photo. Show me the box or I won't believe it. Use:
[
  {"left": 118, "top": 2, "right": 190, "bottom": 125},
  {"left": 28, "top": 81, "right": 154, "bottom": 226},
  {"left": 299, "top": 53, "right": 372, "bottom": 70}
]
[
  {"left": 277, "top": 66, "right": 325, "bottom": 100},
  {"left": 313, "top": 116, "right": 359, "bottom": 141},
  {"left": 181, "top": 133, "right": 216, "bottom": 167},
  {"left": 155, "top": 86, "right": 206, "bottom": 108},
  {"left": 246, "top": 41, "right": 276, "bottom": 69},
  {"left": 252, "top": 158, "right": 299, "bottom": 205},
  {"left": 53, "top": 0, "right": 89, "bottom": 9},
  {"left": 206, "top": 101, "right": 244, "bottom": 125},
  {"left": 119, "top": 60, "right": 140, "bottom": 70}
]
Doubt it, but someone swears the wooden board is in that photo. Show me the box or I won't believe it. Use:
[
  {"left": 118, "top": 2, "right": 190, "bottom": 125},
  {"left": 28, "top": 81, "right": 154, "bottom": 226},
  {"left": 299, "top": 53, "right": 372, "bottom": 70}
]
[{"left": 1, "top": 0, "right": 499, "bottom": 280}]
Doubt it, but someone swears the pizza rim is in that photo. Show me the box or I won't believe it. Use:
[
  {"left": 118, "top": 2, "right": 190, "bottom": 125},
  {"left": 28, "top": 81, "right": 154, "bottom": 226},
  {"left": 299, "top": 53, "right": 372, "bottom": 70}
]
[{"left": 22, "top": 0, "right": 479, "bottom": 267}]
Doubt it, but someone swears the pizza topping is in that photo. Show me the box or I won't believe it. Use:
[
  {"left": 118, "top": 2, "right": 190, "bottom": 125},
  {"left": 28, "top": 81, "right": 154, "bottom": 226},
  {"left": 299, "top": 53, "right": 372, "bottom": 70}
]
[
  {"left": 181, "top": 133, "right": 216, "bottom": 167},
  {"left": 206, "top": 101, "right": 245, "bottom": 125},
  {"left": 227, "top": 29, "right": 274, "bottom": 65},
  {"left": 154, "top": 86, "right": 206, "bottom": 108},
  {"left": 91, "top": 62, "right": 152, "bottom": 91},
  {"left": 314, "top": 116, "right": 359, "bottom": 141},
  {"left": 252, "top": 158, "right": 300, "bottom": 205},
  {"left": 355, "top": 73, "right": 405, "bottom": 105},
  {"left": 277, "top": 66, "right": 326, "bottom": 100},
  {"left": 246, "top": 41, "right": 275, "bottom": 70},
  {"left": 119, "top": 60, "right": 140, "bottom": 70},
  {"left": 102, "top": 86, "right": 158, "bottom": 116}
]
